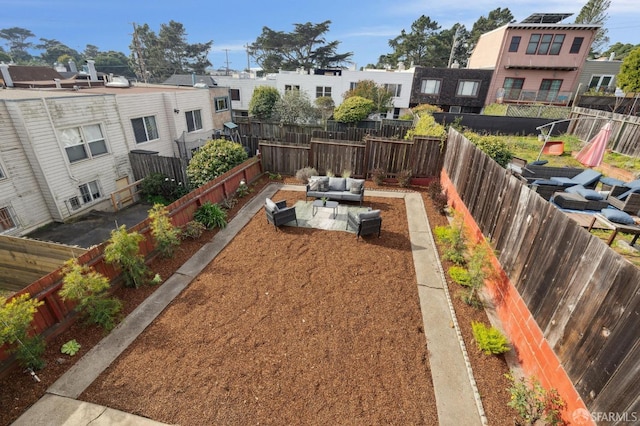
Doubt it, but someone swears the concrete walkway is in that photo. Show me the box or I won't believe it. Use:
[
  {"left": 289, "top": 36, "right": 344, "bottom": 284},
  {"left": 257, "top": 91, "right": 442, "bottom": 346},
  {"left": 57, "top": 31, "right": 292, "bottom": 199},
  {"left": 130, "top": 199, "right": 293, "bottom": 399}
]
[{"left": 13, "top": 184, "right": 485, "bottom": 425}]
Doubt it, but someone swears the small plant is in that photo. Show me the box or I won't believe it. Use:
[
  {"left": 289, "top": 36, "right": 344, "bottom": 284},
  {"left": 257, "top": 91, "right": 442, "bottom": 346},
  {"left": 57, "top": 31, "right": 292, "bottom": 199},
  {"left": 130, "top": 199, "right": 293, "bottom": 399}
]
[
  {"left": 372, "top": 168, "right": 385, "bottom": 185},
  {"left": 341, "top": 169, "right": 352, "bottom": 178},
  {"left": 151, "top": 273, "right": 162, "bottom": 285},
  {"left": 321, "top": 196, "right": 328, "bottom": 206},
  {"left": 194, "top": 201, "right": 227, "bottom": 229},
  {"left": 448, "top": 265, "right": 471, "bottom": 286},
  {"left": 148, "top": 204, "right": 181, "bottom": 258},
  {"left": 104, "top": 225, "right": 152, "bottom": 288},
  {"left": 61, "top": 339, "right": 81, "bottom": 356},
  {"left": 60, "top": 258, "right": 123, "bottom": 330},
  {"left": 0, "top": 293, "right": 45, "bottom": 370},
  {"left": 325, "top": 169, "right": 335, "bottom": 177},
  {"left": 182, "top": 220, "right": 206, "bottom": 239},
  {"left": 397, "top": 169, "right": 412, "bottom": 188},
  {"left": 506, "top": 372, "right": 566, "bottom": 426},
  {"left": 236, "top": 180, "right": 250, "bottom": 197},
  {"left": 295, "top": 167, "right": 318, "bottom": 184},
  {"left": 268, "top": 171, "right": 282, "bottom": 180},
  {"left": 471, "top": 321, "right": 510, "bottom": 355},
  {"left": 433, "top": 218, "right": 467, "bottom": 266},
  {"left": 427, "top": 180, "right": 448, "bottom": 215},
  {"left": 220, "top": 196, "right": 238, "bottom": 210},
  {"left": 461, "top": 239, "right": 496, "bottom": 308}
]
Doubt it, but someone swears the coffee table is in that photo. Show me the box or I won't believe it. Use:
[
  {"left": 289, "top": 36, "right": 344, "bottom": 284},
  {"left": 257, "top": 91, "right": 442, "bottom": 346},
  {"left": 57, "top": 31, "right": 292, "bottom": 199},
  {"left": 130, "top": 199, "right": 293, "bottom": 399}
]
[{"left": 312, "top": 200, "right": 339, "bottom": 219}]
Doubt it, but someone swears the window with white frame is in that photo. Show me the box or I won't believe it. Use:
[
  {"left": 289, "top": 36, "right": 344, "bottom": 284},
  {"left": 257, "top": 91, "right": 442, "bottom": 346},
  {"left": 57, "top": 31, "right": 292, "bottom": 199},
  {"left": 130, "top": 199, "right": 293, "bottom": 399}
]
[
  {"left": 215, "top": 97, "right": 229, "bottom": 111},
  {"left": 185, "top": 110, "right": 203, "bottom": 132},
  {"left": 284, "top": 85, "right": 300, "bottom": 92},
  {"left": 131, "top": 116, "right": 159, "bottom": 143},
  {"left": 79, "top": 180, "right": 102, "bottom": 204},
  {"left": 0, "top": 205, "right": 17, "bottom": 232},
  {"left": 456, "top": 80, "right": 480, "bottom": 97},
  {"left": 384, "top": 83, "right": 402, "bottom": 97},
  {"left": 316, "top": 86, "right": 332, "bottom": 98},
  {"left": 59, "top": 124, "right": 108, "bottom": 163},
  {"left": 420, "top": 79, "right": 441, "bottom": 95},
  {"left": 588, "top": 75, "right": 614, "bottom": 92}
]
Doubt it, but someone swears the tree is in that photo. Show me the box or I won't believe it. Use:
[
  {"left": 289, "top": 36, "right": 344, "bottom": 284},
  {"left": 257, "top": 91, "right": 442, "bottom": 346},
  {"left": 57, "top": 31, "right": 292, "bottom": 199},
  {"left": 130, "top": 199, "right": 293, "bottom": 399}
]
[
  {"left": 186, "top": 139, "right": 248, "bottom": 188},
  {"left": 575, "top": 0, "right": 611, "bottom": 56},
  {"left": 315, "top": 96, "right": 335, "bottom": 130},
  {"left": 0, "top": 27, "right": 35, "bottom": 63},
  {"left": 468, "top": 8, "right": 514, "bottom": 51},
  {"left": 342, "top": 80, "right": 393, "bottom": 114},
  {"left": 36, "top": 38, "right": 79, "bottom": 66},
  {"left": 385, "top": 16, "right": 442, "bottom": 68},
  {"left": 273, "top": 90, "right": 319, "bottom": 124},
  {"left": 333, "top": 96, "right": 374, "bottom": 124},
  {"left": 248, "top": 20, "right": 353, "bottom": 73},
  {"left": 83, "top": 44, "right": 100, "bottom": 59},
  {"left": 94, "top": 51, "right": 135, "bottom": 77},
  {"left": 601, "top": 43, "right": 640, "bottom": 61},
  {"left": 249, "top": 86, "right": 281, "bottom": 120},
  {"left": 616, "top": 47, "right": 640, "bottom": 93}
]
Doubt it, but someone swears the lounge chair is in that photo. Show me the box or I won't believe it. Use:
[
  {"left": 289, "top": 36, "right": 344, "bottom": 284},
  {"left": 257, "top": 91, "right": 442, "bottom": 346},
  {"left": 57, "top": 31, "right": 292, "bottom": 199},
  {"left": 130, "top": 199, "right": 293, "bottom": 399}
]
[
  {"left": 599, "top": 177, "right": 640, "bottom": 197},
  {"left": 606, "top": 190, "right": 640, "bottom": 215},
  {"left": 547, "top": 169, "right": 602, "bottom": 188},
  {"left": 265, "top": 198, "right": 297, "bottom": 228}
]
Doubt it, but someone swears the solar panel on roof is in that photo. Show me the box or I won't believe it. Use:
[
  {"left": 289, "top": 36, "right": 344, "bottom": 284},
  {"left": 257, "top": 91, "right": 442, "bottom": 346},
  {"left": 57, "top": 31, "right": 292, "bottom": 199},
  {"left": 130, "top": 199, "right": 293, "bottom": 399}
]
[{"left": 520, "top": 13, "right": 572, "bottom": 24}]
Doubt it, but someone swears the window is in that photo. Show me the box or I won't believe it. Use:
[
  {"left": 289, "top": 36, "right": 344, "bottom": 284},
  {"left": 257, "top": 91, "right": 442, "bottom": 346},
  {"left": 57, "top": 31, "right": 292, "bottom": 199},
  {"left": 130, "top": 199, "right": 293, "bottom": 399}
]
[
  {"left": 131, "top": 116, "right": 159, "bottom": 143},
  {"left": 349, "top": 82, "right": 358, "bottom": 90},
  {"left": 456, "top": 80, "right": 480, "bottom": 97},
  {"left": 503, "top": 77, "right": 524, "bottom": 99},
  {"left": 420, "top": 79, "right": 441, "bottom": 95},
  {"left": 215, "top": 97, "right": 229, "bottom": 112},
  {"left": 230, "top": 89, "right": 240, "bottom": 101},
  {"left": 284, "top": 85, "right": 300, "bottom": 92},
  {"left": 384, "top": 83, "right": 402, "bottom": 97},
  {"left": 0, "top": 206, "right": 17, "bottom": 232},
  {"left": 79, "top": 180, "right": 102, "bottom": 204},
  {"left": 527, "top": 34, "right": 565, "bottom": 55},
  {"left": 588, "top": 75, "right": 614, "bottom": 92},
  {"left": 539, "top": 79, "right": 563, "bottom": 101},
  {"left": 185, "top": 110, "right": 203, "bottom": 132},
  {"left": 0, "top": 163, "right": 5, "bottom": 179},
  {"left": 59, "top": 124, "right": 108, "bottom": 163},
  {"left": 570, "top": 37, "right": 584, "bottom": 54},
  {"left": 316, "top": 86, "right": 332, "bottom": 98},
  {"left": 508, "top": 36, "right": 521, "bottom": 52}
]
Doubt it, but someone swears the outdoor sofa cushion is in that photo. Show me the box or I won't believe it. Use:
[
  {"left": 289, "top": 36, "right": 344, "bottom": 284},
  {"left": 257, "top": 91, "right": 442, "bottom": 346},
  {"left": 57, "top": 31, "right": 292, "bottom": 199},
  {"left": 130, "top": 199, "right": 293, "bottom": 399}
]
[
  {"left": 600, "top": 208, "right": 635, "bottom": 225},
  {"left": 564, "top": 185, "right": 604, "bottom": 201},
  {"left": 549, "top": 169, "right": 602, "bottom": 188},
  {"left": 265, "top": 198, "right": 279, "bottom": 212}
]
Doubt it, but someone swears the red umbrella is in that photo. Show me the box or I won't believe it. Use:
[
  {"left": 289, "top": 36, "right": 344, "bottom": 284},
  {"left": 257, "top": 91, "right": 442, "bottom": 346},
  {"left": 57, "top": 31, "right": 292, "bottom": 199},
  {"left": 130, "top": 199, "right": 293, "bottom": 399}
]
[{"left": 575, "top": 121, "right": 612, "bottom": 167}]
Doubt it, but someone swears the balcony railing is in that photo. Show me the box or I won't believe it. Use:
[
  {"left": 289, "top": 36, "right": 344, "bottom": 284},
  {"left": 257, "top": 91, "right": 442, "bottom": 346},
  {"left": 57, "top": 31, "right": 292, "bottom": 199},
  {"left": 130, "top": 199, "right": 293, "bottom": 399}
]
[{"left": 502, "top": 89, "right": 572, "bottom": 105}]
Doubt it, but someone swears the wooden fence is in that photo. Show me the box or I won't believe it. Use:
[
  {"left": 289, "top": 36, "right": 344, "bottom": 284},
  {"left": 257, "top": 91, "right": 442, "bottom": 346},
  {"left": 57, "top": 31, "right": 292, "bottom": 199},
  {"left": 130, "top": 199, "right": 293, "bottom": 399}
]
[
  {"left": 0, "top": 157, "right": 263, "bottom": 375},
  {"left": 569, "top": 107, "right": 640, "bottom": 157},
  {"left": 129, "top": 151, "right": 189, "bottom": 186},
  {"left": 443, "top": 129, "right": 640, "bottom": 416},
  {"left": 259, "top": 135, "right": 445, "bottom": 179}
]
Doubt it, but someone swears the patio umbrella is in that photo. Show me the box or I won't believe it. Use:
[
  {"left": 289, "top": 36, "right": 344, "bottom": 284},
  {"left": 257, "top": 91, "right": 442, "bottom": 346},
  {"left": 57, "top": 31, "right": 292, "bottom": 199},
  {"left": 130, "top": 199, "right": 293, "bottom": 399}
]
[{"left": 575, "top": 121, "right": 612, "bottom": 167}]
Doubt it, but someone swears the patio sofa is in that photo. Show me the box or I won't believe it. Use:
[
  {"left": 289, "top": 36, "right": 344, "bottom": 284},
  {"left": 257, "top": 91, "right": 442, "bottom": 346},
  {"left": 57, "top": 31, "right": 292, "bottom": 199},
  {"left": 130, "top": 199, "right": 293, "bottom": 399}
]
[{"left": 306, "top": 176, "right": 365, "bottom": 206}]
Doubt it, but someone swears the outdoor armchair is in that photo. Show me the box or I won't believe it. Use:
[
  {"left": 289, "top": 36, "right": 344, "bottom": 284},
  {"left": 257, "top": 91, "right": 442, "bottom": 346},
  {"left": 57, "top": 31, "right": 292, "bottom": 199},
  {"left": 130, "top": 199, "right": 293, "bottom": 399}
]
[
  {"left": 600, "top": 177, "right": 640, "bottom": 197},
  {"left": 346, "top": 209, "right": 382, "bottom": 239},
  {"left": 607, "top": 191, "right": 640, "bottom": 215},
  {"left": 265, "top": 198, "right": 297, "bottom": 228}
]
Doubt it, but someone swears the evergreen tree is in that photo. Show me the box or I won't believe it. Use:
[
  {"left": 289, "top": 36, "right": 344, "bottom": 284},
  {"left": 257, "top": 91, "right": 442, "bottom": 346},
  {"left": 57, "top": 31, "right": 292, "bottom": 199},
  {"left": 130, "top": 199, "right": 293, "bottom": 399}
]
[{"left": 575, "top": 0, "right": 611, "bottom": 56}]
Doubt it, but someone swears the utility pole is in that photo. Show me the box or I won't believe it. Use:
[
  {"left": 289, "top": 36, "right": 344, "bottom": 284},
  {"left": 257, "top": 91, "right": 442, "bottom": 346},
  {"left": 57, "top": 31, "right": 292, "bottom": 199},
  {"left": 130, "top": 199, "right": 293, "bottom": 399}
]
[
  {"left": 223, "top": 49, "right": 231, "bottom": 76},
  {"left": 131, "top": 22, "right": 148, "bottom": 83},
  {"left": 244, "top": 44, "right": 251, "bottom": 74},
  {"left": 447, "top": 27, "right": 461, "bottom": 68}
]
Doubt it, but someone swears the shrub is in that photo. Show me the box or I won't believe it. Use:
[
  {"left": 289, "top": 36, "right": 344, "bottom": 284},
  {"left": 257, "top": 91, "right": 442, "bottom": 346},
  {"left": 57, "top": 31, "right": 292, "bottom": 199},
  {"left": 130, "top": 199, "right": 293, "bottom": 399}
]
[
  {"left": 139, "top": 173, "right": 187, "bottom": 205},
  {"left": 295, "top": 167, "right": 319, "bottom": 184},
  {"left": 464, "top": 132, "right": 513, "bottom": 168},
  {"left": 433, "top": 220, "right": 467, "bottom": 266},
  {"left": 187, "top": 139, "right": 248, "bottom": 188},
  {"left": 412, "top": 104, "right": 443, "bottom": 115},
  {"left": 428, "top": 180, "right": 448, "bottom": 214},
  {"left": 104, "top": 225, "right": 152, "bottom": 288},
  {"left": 405, "top": 113, "right": 447, "bottom": 140},
  {"left": 61, "top": 339, "right": 81, "bottom": 356},
  {"left": 148, "top": 204, "right": 181, "bottom": 258},
  {"left": 249, "top": 86, "right": 280, "bottom": 119},
  {"left": 333, "top": 96, "right": 374, "bottom": 124},
  {"left": 471, "top": 321, "right": 510, "bottom": 355},
  {"left": 182, "top": 220, "right": 206, "bottom": 240},
  {"left": 236, "top": 180, "right": 250, "bottom": 198},
  {"left": 0, "top": 293, "right": 45, "bottom": 370},
  {"left": 268, "top": 171, "right": 282, "bottom": 180},
  {"left": 372, "top": 168, "right": 385, "bottom": 185},
  {"left": 448, "top": 265, "right": 471, "bottom": 286},
  {"left": 506, "top": 372, "right": 566, "bottom": 426},
  {"left": 194, "top": 202, "right": 227, "bottom": 229},
  {"left": 461, "top": 240, "right": 495, "bottom": 308},
  {"left": 397, "top": 169, "right": 412, "bottom": 187},
  {"left": 60, "top": 258, "right": 123, "bottom": 330}
]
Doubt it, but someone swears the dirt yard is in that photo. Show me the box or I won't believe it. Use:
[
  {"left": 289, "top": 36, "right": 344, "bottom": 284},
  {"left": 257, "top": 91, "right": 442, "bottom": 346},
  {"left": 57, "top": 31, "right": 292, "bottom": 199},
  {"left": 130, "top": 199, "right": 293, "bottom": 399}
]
[{"left": 0, "top": 177, "right": 516, "bottom": 425}]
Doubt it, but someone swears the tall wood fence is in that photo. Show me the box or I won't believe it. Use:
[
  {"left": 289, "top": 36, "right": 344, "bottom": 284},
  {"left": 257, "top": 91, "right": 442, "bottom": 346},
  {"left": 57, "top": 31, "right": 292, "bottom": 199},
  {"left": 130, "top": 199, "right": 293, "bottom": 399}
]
[
  {"left": 443, "top": 129, "right": 640, "bottom": 416},
  {"left": 0, "top": 157, "right": 263, "bottom": 376},
  {"left": 569, "top": 107, "right": 640, "bottom": 157},
  {"left": 259, "top": 135, "right": 445, "bottom": 179},
  {"left": 129, "top": 151, "right": 189, "bottom": 186}
]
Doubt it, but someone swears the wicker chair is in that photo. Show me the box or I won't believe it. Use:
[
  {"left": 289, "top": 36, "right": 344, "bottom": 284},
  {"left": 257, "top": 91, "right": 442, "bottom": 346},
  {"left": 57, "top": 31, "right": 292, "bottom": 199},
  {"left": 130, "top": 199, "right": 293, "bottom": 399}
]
[
  {"left": 607, "top": 192, "right": 640, "bottom": 215},
  {"left": 265, "top": 199, "right": 297, "bottom": 228},
  {"left": 346, "top": 210, "right": 382, "bottom": 239}
]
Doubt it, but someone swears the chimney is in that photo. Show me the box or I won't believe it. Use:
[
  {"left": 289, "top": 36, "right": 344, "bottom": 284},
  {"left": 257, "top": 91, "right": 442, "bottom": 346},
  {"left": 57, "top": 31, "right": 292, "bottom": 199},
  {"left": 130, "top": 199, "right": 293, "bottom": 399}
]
[
  {"left": 54, "top": 78, "right": 61, "bottom": 89},
  {"left": 609, "top": 52, "right": 615, "bottom": 61},
  {"left": 86, "top": 60, "right": 98, "bottom": 82},
  {"left": 68, "top": 60, "right": 77, "bottom": 73},
  {"left": 0, "top": 63, "right": 13, "bottom": 87}
]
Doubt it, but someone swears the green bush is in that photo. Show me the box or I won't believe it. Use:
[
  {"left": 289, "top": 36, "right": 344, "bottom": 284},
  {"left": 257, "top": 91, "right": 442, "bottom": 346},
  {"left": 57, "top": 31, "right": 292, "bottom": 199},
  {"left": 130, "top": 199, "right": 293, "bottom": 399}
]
[
  {"left": 181, "top": 220, "right": 206, "bottom": 240},
  {"left": 412, "top": 104, "right": 443, "bottom": 115},
  {"left": 433, "top": 221, "right": 467, "bottom": 266},
  {"left": 461, "top": 240, "right": 495, "bottom": 308},
  {"left": 249, "top": 86, "right": 281, "bottom": 119},
  {"left": 187, "top": 139, "right": 248, "bottom": 188},
  {"left": 333, "top": 96, "right": 374, "bottom": 123},
  {"left": 482, "top": 103, "right": 508, "bottom": 116},
  {"left": 405, "top": 113, "right": 447, "bottom": 140},
  {"left": 448, "top": 265, "right": 471, "bottom": 286},
  {"left": 61, "top": 339, "right": 81, "bottom": 356},
  {"left": 148, "top": 204, "right": 181, "bottom": 258},
  {"left": 139, "top": 173, "right": 188, "bottom": 205},
  {"left": 104, "top": 225, "right": 152, "bottom": 288},
  {"left": 471, "top": 321, "right": 510, "bottom": 355},
  {"left": 397, "top": 169, "right": 412, "bottom": 187},
  {"left": 15, "top": 335, "right": 46, "bottom": 370},
  {"left": 464, "top": 132, "right": 513, "bottom": 168},
  {"left": 0, "top": 293, "right": 45, "bottom": 370},
  {"left": 194, "top": 202, "right": 227, "bottom": 229},
  {"left": 506, "top": 372, "right": 566, "bottom": 426}
]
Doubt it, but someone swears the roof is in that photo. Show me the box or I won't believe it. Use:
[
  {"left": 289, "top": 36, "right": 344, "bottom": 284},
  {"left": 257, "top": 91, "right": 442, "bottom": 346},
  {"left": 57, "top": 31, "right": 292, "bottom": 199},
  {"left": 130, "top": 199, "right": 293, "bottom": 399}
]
[
  {"left": 0, "top": 84, "right": 207, "bottom": 100},
  {"left": 162, "top": 74, "right": 218, "bottom": 87},
  {"left": 521, "top": 13, "right": 572, "bottom": 24},
  {"left": 5, "top": 65, "right": 64, "bottom": 82}
]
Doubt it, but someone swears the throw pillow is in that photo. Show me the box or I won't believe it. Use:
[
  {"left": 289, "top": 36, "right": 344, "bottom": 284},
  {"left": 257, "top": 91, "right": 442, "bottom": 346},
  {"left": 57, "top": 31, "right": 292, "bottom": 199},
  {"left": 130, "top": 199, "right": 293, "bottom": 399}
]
[
  {"left": 318, "top": 177, "right": 330, "bottom": 192},
  {"left": 566, "top": 185, "right": 603, "bottom": 201},
  {"left": 349, "top": 179, "right": 365, "bottom": 194},
  {"left": 328, "top": 177, "right": 346, "bottom": 191},
  {"left": 600, "top": 208, "right": 635, "bottom": 225},
  {"left": 359, "top": 209, "right": 381, "bottom": 220},
  {"left": 308, "top": 179, "right": 320, "bottom": 191},
  {"left": 265, "top": 198, "right": 278, "bottom": 212}
]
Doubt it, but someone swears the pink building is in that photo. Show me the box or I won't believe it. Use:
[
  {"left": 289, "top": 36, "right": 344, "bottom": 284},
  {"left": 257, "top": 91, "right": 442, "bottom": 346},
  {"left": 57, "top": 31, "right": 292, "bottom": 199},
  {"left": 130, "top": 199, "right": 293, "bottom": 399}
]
[{"left": 468, "top": 13, "right": 600, "bottom": 106}]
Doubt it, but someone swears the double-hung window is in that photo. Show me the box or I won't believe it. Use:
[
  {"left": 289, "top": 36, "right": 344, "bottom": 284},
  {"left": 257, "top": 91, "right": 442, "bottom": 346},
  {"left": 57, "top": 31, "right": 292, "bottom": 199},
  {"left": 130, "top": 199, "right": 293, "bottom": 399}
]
[
  {"left": 420, "top": 79, "right": 441, "bottom": 95},
  {"left": 60, "top": 124, "right": 108, "bottom": 163},
  {"left": 457, "top": 80, "right": 480, "bottom": 97},
  {"left": 316, "top": 86, "right": 332, "bottom": 98},
  {"left": 79, "top": 180, "right": 102, "bottom": 204},
  {"left": 185, "top": 110, "right": 203, "bottom": 132},
  {"left": 215, "top": 97, "right": 229, "bottom": 112},
  {"left": 131, "top": 116, "right": 159, "bottom": 143},
  {"left": 0, "top": 205, "right": 17, "bottom": 232}
]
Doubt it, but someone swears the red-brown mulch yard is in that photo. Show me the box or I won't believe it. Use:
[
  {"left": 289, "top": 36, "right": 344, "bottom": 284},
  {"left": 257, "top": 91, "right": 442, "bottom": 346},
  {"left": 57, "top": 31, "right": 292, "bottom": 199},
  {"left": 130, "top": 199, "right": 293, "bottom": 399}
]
[{"left": 0, "top": 176, "right": 516, "bottom": 425}]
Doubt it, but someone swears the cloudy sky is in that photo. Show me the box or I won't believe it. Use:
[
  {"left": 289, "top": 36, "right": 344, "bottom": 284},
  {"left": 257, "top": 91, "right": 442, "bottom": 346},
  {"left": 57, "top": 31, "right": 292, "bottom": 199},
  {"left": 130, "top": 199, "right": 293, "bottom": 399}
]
[{"left": 1, "top": 0, "right": 637, "bottom": 70}]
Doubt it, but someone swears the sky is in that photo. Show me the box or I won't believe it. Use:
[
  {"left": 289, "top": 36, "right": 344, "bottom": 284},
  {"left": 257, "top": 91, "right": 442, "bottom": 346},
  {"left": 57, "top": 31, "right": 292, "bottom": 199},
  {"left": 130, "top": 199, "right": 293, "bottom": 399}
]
[{"left": 1, "top": 0, "right": 639, "bottom": 72}]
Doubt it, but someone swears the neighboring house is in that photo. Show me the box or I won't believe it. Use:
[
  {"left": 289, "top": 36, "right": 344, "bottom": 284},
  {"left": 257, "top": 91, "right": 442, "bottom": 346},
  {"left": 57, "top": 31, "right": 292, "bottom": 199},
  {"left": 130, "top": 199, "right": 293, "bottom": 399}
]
[
  {"left": 0, "top": 61, "right": 105, "bottom": 89},
  {"left": 0, "top": 82, "right": 230, "bottom": 236},
  {"left": 574, "top": 56, "right": 622, "bottom": 95},
  {"left": 468, "top": 13, "right": 600, "bottom": 106},
  {"left": 409, "top": 67, "right": 494, "bottom": 113}
]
